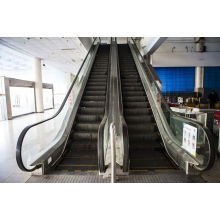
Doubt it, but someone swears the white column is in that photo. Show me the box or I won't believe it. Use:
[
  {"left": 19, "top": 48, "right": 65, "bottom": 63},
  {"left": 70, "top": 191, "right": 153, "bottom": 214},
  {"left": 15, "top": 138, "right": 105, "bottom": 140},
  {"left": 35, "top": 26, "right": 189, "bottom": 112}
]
[
  {"left": 34, "top": 58, "right": 44, "bottom": 113},
  {"left": 194, "top": 66, "right": 204, "bottom": 94}
]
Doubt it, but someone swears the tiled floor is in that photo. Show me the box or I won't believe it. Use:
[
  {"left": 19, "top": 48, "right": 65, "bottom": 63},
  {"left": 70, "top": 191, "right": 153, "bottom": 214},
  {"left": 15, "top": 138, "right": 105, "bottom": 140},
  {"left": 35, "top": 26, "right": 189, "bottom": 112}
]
[{"left": 0, "top": 109, "right": 56, "bottom": 183}]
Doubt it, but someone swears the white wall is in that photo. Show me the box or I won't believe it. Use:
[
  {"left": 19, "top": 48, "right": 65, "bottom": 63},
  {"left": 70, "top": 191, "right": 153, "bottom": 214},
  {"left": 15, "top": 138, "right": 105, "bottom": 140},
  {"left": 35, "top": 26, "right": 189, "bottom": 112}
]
[
  {"left": 0, "top": 44, "right": 70, "bottom": 109},
  {"left": 41, "top": 61, "right": 70, "bottom": 108}
]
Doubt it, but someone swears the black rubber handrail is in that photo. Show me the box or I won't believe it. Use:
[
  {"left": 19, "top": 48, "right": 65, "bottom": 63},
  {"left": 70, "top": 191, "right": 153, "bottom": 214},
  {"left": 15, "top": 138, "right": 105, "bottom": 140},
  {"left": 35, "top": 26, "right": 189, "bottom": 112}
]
[
  {"left": 16, "top": 38, "right": 99, "bottom": 172},
  {"left": 98, "top": 38, "right": 112, "bottom": 173},
  {"left": 129, "top": 37, "right": 215, "bottom": 170}
]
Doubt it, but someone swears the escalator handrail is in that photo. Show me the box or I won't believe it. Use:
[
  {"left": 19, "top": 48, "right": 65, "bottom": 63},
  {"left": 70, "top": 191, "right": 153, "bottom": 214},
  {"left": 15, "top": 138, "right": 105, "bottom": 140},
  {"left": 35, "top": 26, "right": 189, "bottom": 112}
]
[
  {"left": 129, "top": 37, "right": 215, "bottom": 170},
  {"left": 98, "top": 38, "right": 112, "bottom": 173},
  {"left": 115, "top": 40, "right": 130, "bottom": 172},
  {"left": 16, "top": 38, "right": 99, "bottom": 172}
]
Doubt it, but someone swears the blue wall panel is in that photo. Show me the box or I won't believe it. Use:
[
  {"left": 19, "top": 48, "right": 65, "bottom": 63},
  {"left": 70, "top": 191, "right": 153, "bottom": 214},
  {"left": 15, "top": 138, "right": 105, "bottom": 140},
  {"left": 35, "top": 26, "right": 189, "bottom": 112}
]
[
  {"left": 154, "top": 67, "right": 195, "bottom": 93},
  {"left": 204, "top": 67, "right": 220, "bottom": 96}
]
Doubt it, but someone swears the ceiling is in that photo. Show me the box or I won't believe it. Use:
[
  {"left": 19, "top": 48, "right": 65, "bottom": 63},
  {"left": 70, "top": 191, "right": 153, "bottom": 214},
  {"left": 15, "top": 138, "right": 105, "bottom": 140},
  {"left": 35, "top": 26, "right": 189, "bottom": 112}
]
[
  {"left": 2, "top": 37, "right": 220, "bottom": 73},
  {"left": 0, "top": 37, "right": 88, "bottom": 74},
  {"left": 156, "top": 37, "right": 220, "bottom": 53},
  {"left": 0, "top": 44, "right": 33, "bottom": 72}
]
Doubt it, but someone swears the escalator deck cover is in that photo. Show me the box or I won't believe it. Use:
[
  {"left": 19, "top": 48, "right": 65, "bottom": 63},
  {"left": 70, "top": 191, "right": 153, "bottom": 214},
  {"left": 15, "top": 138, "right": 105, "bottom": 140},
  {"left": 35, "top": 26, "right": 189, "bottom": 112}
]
[{"left": 27, "top": 172, "right": 205, "bottom": 183}]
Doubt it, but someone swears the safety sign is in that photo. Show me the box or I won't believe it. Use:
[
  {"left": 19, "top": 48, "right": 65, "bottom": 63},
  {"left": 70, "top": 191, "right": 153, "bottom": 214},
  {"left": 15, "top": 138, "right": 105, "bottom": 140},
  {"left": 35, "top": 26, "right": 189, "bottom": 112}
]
[{"left": 182, "top": 123, "right": 197, "bottom": 157}]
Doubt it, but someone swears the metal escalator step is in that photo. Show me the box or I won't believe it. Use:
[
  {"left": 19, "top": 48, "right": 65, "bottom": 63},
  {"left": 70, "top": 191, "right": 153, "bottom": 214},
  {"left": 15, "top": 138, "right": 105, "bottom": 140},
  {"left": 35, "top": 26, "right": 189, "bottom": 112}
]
[
  {"left": 87, "top": 82, "right": 106, "bottom": 86},
  {"left": 122, "top": 78, "right": 141, "bottom": 83},
  {"left": 76, "top": 114, "right": 103, "bottom": 123},
  {"left": 123, "top": 96, "right": 147, "bottom": 102},
  {"left": 120, "top": 69, "right": 137, "bottom": 72},
  {"left": 121, "top": 74, "right": 139, "bottom": 79},
  {"left": 124, "top": 108, "right": 152, "bottom": 115},
  {"left": 83, "top": 96, "right": 105, "bottom": 101},
  {"left": 60, "top": 157, "right": 97, "bottom": 165},
  {"left": 72, "top": 132, "right": 98, "bottom": 141},
  {"left": 89, "top": 79, "right": 107, "bottom": 84},
  {"left": 80, "top": 101, "right": 105, "bottom": 107},
  {"left": 75, "top": 123, "right": 99, "bottom": 132},
  {"left": 129, "top": 149, "right": 174, "bottom": 169},
  {"left": 120, "top": 59, "right": 135, "bottom": 61},
  {"left": 84, "top": 91, "right": 106, "bottom": 96},
  {"left": 119, "top": 62, "right": 135, "bottom": 65},
  {"left": 128, "top": 123, "right": 157, "bottom": 133},
  {"left": 91, "top": 70, "right": 107, "bottom": 74},
  {"left": 129, "top": 162, "right": 174, "bottom": 170},
  {"left": 66, "top": 150, "right": 97, "bottom": 157},
  {"left": 122, "top": 86, "right": 143, "bottom": 91},
  {"left": 123, "top": 101, "right": 149, "bottom": 108},
  {"left": 128, "top": 142, "right": 162, "bottom": 150},
  {"left": 123, "top": 91, "right": 145, "bottom": 96},
  {"left": 90, "top": 75, "right": 107, "bottom": 79},
  {"left": 122, "top": 82, "right": 142, "bottom": 87},
  {"left": 120, "top": 65, "right": 136, "bottom": 68},
  {"left": 86, "top": 86, "right": 106, "bottom": 91},
  {"left": 129, "top": 162, "right": 173, "bottom": 170},
  {"left": 125, "top": 115, "right": 154, "bottom": 123},
  {"left": 91, "top": 70, "right": 108, "bottom": 74},
  {"left": 68, "top": 141, "right": 97, "bottom": 150},
  {"left": 129, "top": 133, "right": 159, "bottom": 142},
  {"left": 79, "top": 107, "right": 104, "bottom": 114},
  {"left": 130, "top": 151, "right": 167, "bottom": 160},
  {"left": 93, "top": 64, "right": 108, "bottom": 68}
]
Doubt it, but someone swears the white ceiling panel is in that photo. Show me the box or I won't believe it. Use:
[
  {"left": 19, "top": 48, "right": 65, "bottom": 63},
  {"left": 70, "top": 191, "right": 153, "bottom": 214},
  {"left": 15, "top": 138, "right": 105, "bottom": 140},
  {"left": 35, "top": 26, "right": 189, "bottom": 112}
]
[{"left": 0, "top": 37, "right": 87, "bottom": 74}]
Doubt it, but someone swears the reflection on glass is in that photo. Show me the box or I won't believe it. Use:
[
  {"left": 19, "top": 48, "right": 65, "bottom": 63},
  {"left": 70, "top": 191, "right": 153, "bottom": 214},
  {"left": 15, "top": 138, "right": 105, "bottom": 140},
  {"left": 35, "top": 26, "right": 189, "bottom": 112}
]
[
  {"left": 10, "top": 87, "right": 35, "bottom": 117},
  {"left": 43, "top": 88, "right": 53, "bottom": 110}
]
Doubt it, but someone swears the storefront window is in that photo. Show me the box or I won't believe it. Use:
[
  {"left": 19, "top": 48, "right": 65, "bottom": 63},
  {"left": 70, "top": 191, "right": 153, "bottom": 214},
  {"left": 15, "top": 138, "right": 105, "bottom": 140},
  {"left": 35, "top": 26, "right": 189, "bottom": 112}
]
[{"left": 10, "top": 87, "right": 35, "bottom": 117}]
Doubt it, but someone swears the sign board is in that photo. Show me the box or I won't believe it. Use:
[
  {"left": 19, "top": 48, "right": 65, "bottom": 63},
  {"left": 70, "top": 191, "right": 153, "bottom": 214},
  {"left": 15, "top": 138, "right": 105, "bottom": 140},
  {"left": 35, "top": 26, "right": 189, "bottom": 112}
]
[{"left": 182, "top": 123, "right": 197, "bottom": 157}]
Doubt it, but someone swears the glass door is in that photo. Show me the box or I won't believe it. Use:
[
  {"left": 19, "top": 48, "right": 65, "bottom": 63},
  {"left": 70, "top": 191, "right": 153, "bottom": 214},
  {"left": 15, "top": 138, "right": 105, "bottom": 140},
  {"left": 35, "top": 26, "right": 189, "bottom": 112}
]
[{"left": 10, "top": 87, "right": 35, "bottom": 117}]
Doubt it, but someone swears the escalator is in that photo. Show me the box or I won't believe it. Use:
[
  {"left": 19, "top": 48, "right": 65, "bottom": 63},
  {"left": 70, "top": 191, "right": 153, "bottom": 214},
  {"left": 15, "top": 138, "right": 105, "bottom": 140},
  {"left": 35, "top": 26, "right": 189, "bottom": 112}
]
[
  {"left": 55, "top": 45, "right": 110, "bottom": 171},
  {"left": 118, "top": 44, "right": 175, "bottom": 171},
  {"left": 16, "top": 39, "right": 111, "bottom": 174},
  {"left": 119, "top": 38, "right": 216, "bottom": 174},
  {"left": 16, "top": 38, "right": 215, "bottom": 181}
]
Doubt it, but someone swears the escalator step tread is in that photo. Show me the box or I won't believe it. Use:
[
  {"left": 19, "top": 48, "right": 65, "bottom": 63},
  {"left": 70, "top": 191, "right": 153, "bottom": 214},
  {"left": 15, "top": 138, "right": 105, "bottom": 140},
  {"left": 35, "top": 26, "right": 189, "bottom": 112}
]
[
  {"left": 118, "top": 44, "right": 174, "bottom": 171},
  {"left": 125, "top": 115, "right": 154, "bottom": 123},
  {"left": 76, "top": 114, "right": 103, "bottom": 122},
  {"left": 79, "top": 107, "right": 104, "bottom": 115},
  {"left": 75, "top": 123, "right": 100, "bottom": 132},
  {"left": 124, "top": 108, "right": 152, "bottom": 115},
  {"left": 123, "top": 101, "right": 149, "bottom": 108},
  {"left": 55, "top": 45, "right": 110, "bottom": 172},
  {"left": 72, "top": 132, "right": 98, "bottom": 141},
  {"left": 80, "top": 101, "right": 105, "bottom": 108}
]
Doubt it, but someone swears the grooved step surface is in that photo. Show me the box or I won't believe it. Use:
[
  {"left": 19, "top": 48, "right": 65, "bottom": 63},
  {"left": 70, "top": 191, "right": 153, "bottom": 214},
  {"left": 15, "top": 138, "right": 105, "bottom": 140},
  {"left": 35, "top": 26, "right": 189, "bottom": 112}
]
[
  {"left": 118, "top": 44, "right": 174, "bottom": 170},
  {"left": 55, "top": 45, "right": 110, "bottom": 172}
]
